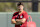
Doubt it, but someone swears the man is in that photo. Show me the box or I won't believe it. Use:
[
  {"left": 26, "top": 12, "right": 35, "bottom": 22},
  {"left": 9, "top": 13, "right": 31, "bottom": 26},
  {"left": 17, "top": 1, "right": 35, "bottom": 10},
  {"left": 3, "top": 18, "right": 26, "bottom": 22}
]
[{"left": 11, "top": 2, "right": 28, "bottom": 27}]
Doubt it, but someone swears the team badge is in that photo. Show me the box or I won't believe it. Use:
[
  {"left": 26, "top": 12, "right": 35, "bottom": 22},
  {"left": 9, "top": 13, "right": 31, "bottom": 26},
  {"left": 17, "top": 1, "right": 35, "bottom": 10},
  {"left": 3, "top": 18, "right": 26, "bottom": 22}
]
[{"left": 20, "top": 16, "right": 23, "bottom": 18}]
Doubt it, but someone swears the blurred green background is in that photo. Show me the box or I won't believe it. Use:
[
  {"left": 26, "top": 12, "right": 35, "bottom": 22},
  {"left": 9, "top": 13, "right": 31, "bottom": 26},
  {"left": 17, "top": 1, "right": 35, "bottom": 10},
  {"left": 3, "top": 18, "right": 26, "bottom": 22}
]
[
  {"left": 0, "top": 2, "right": 32, "bottom": 12},
  {"left": 0, "top": 0, "right": 40, "bottom": 12}
]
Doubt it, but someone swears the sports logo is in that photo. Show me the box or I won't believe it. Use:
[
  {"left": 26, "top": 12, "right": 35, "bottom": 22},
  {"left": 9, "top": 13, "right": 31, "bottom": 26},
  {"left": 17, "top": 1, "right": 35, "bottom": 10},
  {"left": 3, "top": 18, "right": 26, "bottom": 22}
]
[{"left": 20, "top": 16, "right": 23, "bottom": 18}]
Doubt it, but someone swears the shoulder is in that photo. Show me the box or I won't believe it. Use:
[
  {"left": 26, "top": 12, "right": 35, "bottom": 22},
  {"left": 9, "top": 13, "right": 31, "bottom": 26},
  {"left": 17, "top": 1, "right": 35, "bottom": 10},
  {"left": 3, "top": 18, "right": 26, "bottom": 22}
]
[
  {"left": 13, "top": 12, "right": 18, "bottom": 16},
  {"left": 23, "top": 11, "right": 28, "bottom": 15}
]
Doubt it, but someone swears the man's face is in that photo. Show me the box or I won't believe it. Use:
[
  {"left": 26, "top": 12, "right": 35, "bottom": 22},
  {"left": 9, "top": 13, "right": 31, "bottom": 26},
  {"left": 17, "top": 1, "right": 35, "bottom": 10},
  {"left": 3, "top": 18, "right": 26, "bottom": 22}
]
[{"left": 18, "top": 5, "right": 24, "bottom": 11}]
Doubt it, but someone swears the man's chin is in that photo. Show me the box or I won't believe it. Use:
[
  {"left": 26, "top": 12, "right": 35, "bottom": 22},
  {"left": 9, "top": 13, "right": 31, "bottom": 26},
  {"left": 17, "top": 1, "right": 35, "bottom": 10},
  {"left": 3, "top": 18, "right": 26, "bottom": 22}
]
[
  {"left": 19, "top": 11, "right": 21, "bottom": 12},
  {"left": 18, "top": 10, "right": 22, "bottom": 12}
]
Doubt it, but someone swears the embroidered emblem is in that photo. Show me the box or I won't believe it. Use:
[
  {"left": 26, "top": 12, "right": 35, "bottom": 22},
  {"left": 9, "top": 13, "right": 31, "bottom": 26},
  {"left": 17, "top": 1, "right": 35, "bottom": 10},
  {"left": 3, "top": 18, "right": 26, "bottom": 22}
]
[{"left": 20, "top": 16, "right": 23, "bottom": 18}]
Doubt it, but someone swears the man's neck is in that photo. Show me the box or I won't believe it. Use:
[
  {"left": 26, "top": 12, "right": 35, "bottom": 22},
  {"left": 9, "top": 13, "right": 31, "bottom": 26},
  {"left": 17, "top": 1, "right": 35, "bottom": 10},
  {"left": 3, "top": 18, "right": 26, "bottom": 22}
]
[{"left": 19, "top": 10, "right": 23, "bottom": 15}]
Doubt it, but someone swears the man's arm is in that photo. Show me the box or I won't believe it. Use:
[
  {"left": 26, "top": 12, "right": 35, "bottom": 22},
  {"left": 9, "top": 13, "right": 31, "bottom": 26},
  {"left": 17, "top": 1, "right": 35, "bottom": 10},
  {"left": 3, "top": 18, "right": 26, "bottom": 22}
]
[
  {"left": 11, "top": 19, "right": 22, "bottom": 25},
  {"left": 11, "top": 19, "right": 16, "bottom": 24},
  {"left": 16, "top": 18, "right": 26, "bottom": 24}
]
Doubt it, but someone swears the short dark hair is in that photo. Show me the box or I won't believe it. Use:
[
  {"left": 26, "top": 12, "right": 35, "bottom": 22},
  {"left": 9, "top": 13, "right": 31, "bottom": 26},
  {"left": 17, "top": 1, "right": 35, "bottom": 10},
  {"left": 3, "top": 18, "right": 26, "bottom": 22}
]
[{"left": 17, "top": 2, "right": 24, "bottom": 6}]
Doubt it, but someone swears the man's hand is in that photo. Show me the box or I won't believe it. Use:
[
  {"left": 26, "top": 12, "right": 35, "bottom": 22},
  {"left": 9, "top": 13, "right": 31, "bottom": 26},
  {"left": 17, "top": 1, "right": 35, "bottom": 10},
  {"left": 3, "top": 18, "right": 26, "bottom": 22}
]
[
  {"left": 15, "top": 19, "right": 21, "bottom": 25},
  {"left": 16, "top": 19, "right": 20, "bottom": 22},
  {"left": 16, "top": 18, "right": 26, "bottom": 24},
  {"left": 15, "top": 21, "right": 21, "bottom": 25},
  {"left": 11, "top": 19, "right": 16, "bottom": 24}
]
